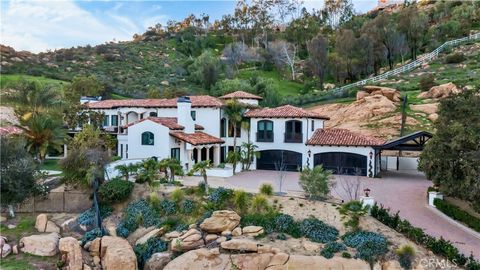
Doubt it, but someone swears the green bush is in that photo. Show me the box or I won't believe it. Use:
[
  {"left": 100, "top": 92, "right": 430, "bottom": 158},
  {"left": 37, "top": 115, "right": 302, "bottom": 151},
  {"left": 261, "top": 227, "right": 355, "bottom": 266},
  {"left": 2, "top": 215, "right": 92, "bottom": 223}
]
[
  {"left": 343, "top": 231, "right": 388, "bottom": 267},
  {"left": 445, "top": 52, "right": 465, "bottom": 64},
  {"left": 241, "top": 211, "right": 280, "bottom": 233},
  {"left": 259, "top": 183, "right": 274, "bottom": 196},
  {"left": 419, "top": 74, "right": 436, "bottom": 92},
  {"left": 77, "top": 205, "right": 113, "bottom": 226},
  {"left": 370, "top": 203, "right": 480, "bottom": 269},
  {"left": 342, "top": 252, "right": 352, "bottom": 258},
  {"left": 434, "top": 199, "right": 480, "bottom": 232},
  {"left": 396, "top": 245, "right": 416, "bottom": 270},
  {"left": 251, "top": 194, "right": 270, "bottom": 213},
  {"left": 134, "top": 238, "right": 168, "bottom": 269},
  {"left": 171, "top": 188, "right": 185, "bottom": 203},
  {"left": 233, "top": 190, "right": 250, "bottom": 214},
  {"left": 320, "top": 242, "right": 347, "bottom": 259},
  {"left": 299, "top": 165, "right": 332, "bottom": 200},
  {"left": 98, "top": 179, "right": 134, "bottom": 203},
  {"left": 339, "top": 201, "right": 369, "bottom": 231},
  {"left": 300, "top": 217, "right": 339, "bottom": 243},
  {"left": 116, "top": 199, "right": 160, "bottom": 238}
]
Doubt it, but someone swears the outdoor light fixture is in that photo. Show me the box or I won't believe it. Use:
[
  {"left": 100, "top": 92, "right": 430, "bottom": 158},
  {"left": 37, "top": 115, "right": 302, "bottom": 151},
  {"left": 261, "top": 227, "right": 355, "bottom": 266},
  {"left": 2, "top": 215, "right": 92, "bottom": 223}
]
[
  {"left": 369, "top": 151, "right": 373, "bottom": 159},
  {"left": 307, "top": 149, "right": 311, "bottom": 157},
  {"left": 364, "top": 188, "right": 371, "bottom": 197}
]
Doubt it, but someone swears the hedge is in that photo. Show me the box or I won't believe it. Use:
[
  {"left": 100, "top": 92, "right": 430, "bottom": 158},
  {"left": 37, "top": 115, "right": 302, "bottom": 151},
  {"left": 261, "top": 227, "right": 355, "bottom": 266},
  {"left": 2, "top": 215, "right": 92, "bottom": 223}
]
[
  {"left": 371, "top": 203, "right": 480, "bottom": 270},
  {"left": 434, "top": 199, "right": 480, "bottom": 233},
  {"left": 98, "top": 179, "right": 134, "bottom": 203}
]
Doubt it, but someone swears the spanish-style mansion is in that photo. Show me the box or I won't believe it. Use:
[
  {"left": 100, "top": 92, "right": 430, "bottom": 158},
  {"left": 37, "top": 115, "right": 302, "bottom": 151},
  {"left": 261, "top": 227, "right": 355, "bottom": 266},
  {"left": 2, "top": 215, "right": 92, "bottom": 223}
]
[{"left": 83, "top": 91, "right": 387, "bottom": 177}]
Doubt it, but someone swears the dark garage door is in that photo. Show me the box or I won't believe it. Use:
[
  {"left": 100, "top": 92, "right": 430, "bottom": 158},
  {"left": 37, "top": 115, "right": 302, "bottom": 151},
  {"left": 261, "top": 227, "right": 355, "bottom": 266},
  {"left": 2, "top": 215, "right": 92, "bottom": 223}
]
[
  {"left": 314, "top": 152, "right": 367, "bottom": 176},
  {"left": 257, "top": 150, "right": 302, "bottom": 171}
]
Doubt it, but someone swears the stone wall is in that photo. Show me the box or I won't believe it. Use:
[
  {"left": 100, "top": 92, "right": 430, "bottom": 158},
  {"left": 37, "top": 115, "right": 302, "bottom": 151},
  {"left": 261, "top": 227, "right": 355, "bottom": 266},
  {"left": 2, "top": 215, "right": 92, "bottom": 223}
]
[{"left": 15, "top": 191, "right": 91, "bottom": 213}]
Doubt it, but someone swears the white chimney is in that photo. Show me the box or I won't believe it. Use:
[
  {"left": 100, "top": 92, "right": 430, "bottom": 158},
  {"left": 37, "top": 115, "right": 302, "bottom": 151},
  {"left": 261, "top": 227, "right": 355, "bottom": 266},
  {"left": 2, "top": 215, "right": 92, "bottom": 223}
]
[{"left": 177, "top": 96, "right": 194, "bottom": 133}]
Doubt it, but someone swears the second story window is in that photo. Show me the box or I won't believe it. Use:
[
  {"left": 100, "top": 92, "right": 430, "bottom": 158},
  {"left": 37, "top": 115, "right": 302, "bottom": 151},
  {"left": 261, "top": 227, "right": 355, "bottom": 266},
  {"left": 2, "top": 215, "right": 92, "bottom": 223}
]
[
  {"left": 141, "top": 131, "right": 154, "bottom": 145},
  {"left": 285, "top": 120, "right": 303, "bottom": 143},
  {"left": 150, "top": 112, "right": 158, "bottom": 117},
  {"left": 103, "top": 115, "right": 109, "bottom": 126},
  {"left": 311, "top": 120, "right": 315, "bottom": 131},
  {"left": 257, "top": 120, "right": 274, "bottom": 142},
  {"left": 191, "top": 111, "right": 196, "bottom": 121},
  {"left": 111, "top": 115, "right": 118, "bottom": 126},
  {"left": 220, "top": 118, "right": 226, "bottom": 137}
]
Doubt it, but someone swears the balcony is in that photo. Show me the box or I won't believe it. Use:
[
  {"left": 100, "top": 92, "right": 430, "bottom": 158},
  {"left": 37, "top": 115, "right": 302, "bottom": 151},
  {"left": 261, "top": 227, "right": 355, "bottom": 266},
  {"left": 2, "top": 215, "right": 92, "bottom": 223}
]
[
  {"left": 256, "top": 132, "right": 274, "bottom": 142},
  {"left": 284, "top": 133, "right": 303, "bottom": 143}
]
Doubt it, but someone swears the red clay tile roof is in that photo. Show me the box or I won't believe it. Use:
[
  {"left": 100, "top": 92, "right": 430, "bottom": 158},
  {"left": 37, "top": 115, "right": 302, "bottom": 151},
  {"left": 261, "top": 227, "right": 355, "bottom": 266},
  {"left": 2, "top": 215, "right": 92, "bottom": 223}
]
[
  {"left": 306, "top": 128, "right": 385, "bottom": 146},
  {"left": 125, "top": 117, "right": 204, "bottom": 130},
  {"left": 86, "top": 95, "right": 223, "bottom": 109},
  {"left": 0, "top": 126, "right": 23, "bottom": 136},
  {"left": 169, "top": 131, "right": 224, "bottom": 146},
  {"left": 219, "top": 91, "right": 263, "bottom": 100},
  {"left": 245, "top": 105, "right": 330, "bottom": 120}
]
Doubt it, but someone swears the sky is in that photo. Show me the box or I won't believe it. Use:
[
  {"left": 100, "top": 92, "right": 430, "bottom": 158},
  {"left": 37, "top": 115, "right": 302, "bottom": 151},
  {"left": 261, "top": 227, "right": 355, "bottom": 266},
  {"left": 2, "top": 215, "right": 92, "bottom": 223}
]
[{"left": 0, "top": 0, "right": 377, "bottom": 53}]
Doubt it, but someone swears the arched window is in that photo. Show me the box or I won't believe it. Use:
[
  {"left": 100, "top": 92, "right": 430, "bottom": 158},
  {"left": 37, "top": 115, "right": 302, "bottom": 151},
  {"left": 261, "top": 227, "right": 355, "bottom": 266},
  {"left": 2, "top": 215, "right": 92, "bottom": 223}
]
[
  {"left": 257, "top": 120, "right": 274, "bottom": 142},
  {"left": 141, "top": 132, "right": 154, "bottom": 145},
  {"left": 285, "top": 120, "right": 302, "bottom": 143},
  {"left": 220, "top": 118, "right": 227, "bottom": 137}
]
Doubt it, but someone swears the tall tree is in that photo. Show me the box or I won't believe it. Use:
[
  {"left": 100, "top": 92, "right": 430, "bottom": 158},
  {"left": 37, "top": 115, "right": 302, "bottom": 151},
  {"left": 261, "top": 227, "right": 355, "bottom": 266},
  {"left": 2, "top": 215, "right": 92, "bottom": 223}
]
[
  {"left": 268, "top": 40, "right": 298, "bottom": 80},
  {"left": 65, "top": 75, "right": 105, "bottom": 103},
  {"left": 188, "top": 50, "right": 223, "bottom": 91},
  {"left": 223, "top": 99, "right": 245, "bottom": 175},
  {"left": 189, "top": 160, "right": 213, "bottom": 194},
  {"left": 397, "top": 5, "right": 427, "bottom": 60},
  {"left": 419, "top": 90, "right": 480, "bottom": 210},
  {"left": 363, "top": 13, "right": 399, "bottom": 70},
  {"left": 307, "top": 34, "right": 329, "bottom": 89},
  {"left": 335, "top": 29, "right": 358, "bottom": 81},
  {"left": 322, "top": 0, "right": 354, "bottom": 29}
]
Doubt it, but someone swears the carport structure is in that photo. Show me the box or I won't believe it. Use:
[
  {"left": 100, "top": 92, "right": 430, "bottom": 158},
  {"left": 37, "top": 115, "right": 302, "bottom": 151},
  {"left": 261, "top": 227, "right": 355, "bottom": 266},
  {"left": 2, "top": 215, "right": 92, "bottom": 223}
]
[{"left": 379, "top": 131, "right": 433, "bottom": 171}]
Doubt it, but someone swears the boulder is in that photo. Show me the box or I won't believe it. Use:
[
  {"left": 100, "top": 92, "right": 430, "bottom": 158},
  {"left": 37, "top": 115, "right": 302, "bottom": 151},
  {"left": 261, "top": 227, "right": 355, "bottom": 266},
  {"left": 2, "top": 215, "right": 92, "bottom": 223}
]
[
  {"left": 7, "top": 224, "right": 16, "bottom": 229},
  {"left": 145, "top": 252, "right": 171, "bottom": 270},
  {"left": 418, "top": 82, "right": 461, "bottom": 99},
  {"left": 127, "top": 226, "right": 156, "bottom": 246},
  {"left": 170, "top": 229, "right": 204, "bottom": 252},
  {"left": 61, "top": 218, "right": 77, "bottom": 232},
  {"left": 220, "top": 239, "right": 258, "bottom": 252},
  {"left": 216, "top": 236, "right": 227, "bottom": 244},
  {"left": 205, "top": 234, "right": 218, "bottom": 243},
  {"left": 103, "top": 214, "right": 121, "bottom": 237},
  {"left": 232, "top": 227, "right": 242, "bottom": 237},
  {"left": 410, "top": 103, "right": 438, "bottom": 115},
  {"left": 35, "top": 214, "right": 48, "bottom": 232},
  {"left": 221, "top": 230, "right": 231, "bottom": 236},
  {"left": 136, "top": 227, "right": 165, "bottom": 245},
  {"left": 45, "top": 220, "right": 61, "bottom": 233},
  {"left": 242, "top": 226, "right": 264, "bottom": 237},
  {"left": 302, "top": 240, "right": 320, "bottom": 252},
  {"left": 356, "top": 91, "right": 369, "bottom": 101},
  {"left": 164, "top": 231, "right": 181, "bottom": 240},
  {"left": 361, "top": 86, "right": 401, "bottom": 102},
  {"left": 100, "top": 236, "right": 137, "bottom": 270},
  {"left": 164, "top": 248, "right": 229, "bottom": 270},
  {"left": 324, "top": 83, "right": 336, "bottom": 90},
  {"left": 199, "top": 210, "right": 240, "bottom": 233},
  {"left": 12, "top": 245, "right": 18, "bottom": 255},
  {"left": 59, "top": 237, "right": 83, "bottom": 270},
  {"left": 89, "top": 238, "right": 101, "bottom": 257},
  {"left": 20, "top": 232, "right": 60, "bottom": 256},
  {"left": 2, "top": 243, "right": 11, "bottom": 258},
  {"left": 284, "top": 255, "right": 371, "bottom": 270},
  {"left": 428, "top": 113, "right": 438, "bottom": 122}
]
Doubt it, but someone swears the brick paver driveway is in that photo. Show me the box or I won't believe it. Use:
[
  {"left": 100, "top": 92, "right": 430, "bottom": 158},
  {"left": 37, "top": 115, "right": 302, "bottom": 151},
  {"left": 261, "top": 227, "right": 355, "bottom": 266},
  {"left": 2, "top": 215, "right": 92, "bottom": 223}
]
[{"left": 183, "top": 169, "right": 480, "bottom": 257}]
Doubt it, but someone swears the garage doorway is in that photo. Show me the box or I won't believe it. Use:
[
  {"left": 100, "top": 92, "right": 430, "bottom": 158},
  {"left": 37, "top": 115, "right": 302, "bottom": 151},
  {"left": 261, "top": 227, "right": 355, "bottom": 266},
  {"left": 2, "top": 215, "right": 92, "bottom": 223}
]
[
  {"left": 257, "top": 150, "right": 302, "bottom": 171},
  {"left": 314, "top": 152, "right": 367, "bottom": 176}
]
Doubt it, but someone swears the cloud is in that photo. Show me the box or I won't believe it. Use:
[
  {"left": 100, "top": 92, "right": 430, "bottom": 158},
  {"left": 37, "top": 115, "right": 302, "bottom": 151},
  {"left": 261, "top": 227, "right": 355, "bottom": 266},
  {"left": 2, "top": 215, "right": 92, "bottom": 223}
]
[{"left": 0, "top": 0, "right": 138, "bottom": 52}]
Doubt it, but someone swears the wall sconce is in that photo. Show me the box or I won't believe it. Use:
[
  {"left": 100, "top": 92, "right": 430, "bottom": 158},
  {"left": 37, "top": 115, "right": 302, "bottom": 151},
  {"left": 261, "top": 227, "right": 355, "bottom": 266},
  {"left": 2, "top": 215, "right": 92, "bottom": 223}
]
[
  {"left": 364, "top": 188, "right": 371, "bottom": 197},
  {"left": 369, "top": 151, "right": 373, "bottom": 159},
  {"left": 307, "top": 149, "right": 311, "bottom": 157}
]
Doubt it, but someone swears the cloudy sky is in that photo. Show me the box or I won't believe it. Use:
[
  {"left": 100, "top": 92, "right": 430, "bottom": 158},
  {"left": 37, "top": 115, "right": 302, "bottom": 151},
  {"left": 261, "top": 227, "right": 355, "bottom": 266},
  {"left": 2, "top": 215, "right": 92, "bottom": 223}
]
[{"left": 0, "top": 0, "right": 377, "bottom": 53}]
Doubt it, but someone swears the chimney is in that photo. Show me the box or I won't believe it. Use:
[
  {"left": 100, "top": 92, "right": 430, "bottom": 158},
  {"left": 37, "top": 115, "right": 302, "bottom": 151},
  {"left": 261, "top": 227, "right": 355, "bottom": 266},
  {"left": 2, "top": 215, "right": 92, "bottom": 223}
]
[{"left": 177, "top": 96, "right": 194, "bottom": 133}]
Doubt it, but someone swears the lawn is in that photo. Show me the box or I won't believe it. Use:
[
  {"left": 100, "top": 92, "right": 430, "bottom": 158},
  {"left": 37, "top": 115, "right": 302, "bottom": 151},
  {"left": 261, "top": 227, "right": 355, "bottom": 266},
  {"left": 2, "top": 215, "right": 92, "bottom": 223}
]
[
  {"left": 237, "top": 69, "right": 303, "bottom": 96},
  {"left": 39, "top": 159, "right": 61, "bottom": 171},
  {"left": 0, "top": 74, "right": 69, "bottom": 89}
]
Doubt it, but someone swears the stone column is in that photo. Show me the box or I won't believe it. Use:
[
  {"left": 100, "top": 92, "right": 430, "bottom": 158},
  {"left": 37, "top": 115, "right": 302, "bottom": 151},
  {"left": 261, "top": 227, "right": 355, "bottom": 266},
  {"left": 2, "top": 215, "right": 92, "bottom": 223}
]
[
  {"left": 206, "top": 147, "right": 210, "bottom": 163},
  {"left": 214, "top": 145, "right": 220, "bottom": 166}
]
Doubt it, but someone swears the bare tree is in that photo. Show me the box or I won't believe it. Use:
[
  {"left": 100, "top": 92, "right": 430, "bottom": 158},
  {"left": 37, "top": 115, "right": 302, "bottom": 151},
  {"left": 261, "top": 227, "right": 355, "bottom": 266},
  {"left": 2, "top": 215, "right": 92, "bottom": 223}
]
[
  {"left": 335, "top": 175, "right": 363, "bottom": 201},
  {"left": 268, "top": 40, "right": 297, "bottom": 80},
  {"left": 274, "top": 156, "right": 287, "bottom": 195},
  {"left": 322, "top": 0, "right": 354, "bottom": 29}
]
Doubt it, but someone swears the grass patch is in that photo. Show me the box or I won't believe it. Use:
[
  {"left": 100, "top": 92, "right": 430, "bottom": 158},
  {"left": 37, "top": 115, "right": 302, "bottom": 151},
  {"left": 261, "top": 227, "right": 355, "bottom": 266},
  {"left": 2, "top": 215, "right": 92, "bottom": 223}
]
[
  {"left": 0, "top": 216, "right": 36, "bottom": 240},
  {"left": 237, "top": 69, "right": 303, "bottom": 96},
  {"left": 0, "top": 74, "right": 69, "bottom": 89},
  {"left": 39, "top": 159, "right": 61, "bottom": 171},
  {"left": 1, "top": 253, "right": 57, "bottom": 270},
  {"left": 110, "top": 93, "right": 130, "bottom": 100}
]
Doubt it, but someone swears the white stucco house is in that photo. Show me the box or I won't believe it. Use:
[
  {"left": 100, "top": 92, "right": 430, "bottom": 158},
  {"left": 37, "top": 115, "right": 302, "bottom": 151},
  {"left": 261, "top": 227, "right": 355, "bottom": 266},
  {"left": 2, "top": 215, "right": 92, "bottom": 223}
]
[{"left": 83, "top": 91, "right": 385, "bottom": 177}]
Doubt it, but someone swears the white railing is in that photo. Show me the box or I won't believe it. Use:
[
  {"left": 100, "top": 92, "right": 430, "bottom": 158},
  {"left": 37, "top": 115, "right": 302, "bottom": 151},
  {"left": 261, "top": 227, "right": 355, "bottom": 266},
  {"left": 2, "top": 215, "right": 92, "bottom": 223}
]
[{"left": 328, "top": 33, "right": 480, "bottom": 95}]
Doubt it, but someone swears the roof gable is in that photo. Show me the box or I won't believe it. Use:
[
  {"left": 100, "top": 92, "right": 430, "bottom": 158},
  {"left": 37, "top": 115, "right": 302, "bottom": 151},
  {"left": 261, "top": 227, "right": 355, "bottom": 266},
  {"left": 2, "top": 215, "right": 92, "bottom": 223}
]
[
  {"left": 306, "top": 128, "right": 385, "bottom": 146},
  {"left": 245, "top": 105, "right": 330, "bottom": 120}
]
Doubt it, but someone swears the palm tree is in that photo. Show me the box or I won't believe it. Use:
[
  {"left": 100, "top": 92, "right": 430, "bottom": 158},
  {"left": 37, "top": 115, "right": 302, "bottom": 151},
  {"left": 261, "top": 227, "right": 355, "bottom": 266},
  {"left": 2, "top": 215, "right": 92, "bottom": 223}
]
[
  {"left": 115, "top": 164, "right": 130, "bottom": 181},
  {"left": 189, "top": 160, "right": 212, "bottom": 194},
  {"left": 5, "top": 80, "right": 62, "bottom": 121},
  {"left": 240, "top": 142, "right": 259, "bottom": 170},
  {"left": 166, "top": 158, "right": 183, "bottom": 182},
  {"left": 223, "top": 99, "right": 245, "bottom": 174},
  {"left": 18, "top": 114, "right": 67, "bottom": 163}
]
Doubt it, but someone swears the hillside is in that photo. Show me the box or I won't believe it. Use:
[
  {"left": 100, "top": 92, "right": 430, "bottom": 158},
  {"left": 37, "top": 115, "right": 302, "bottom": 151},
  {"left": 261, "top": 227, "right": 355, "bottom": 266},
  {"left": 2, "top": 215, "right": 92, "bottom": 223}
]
[{"left": 308, "top": 42, "right": 480, "bottom": 139}]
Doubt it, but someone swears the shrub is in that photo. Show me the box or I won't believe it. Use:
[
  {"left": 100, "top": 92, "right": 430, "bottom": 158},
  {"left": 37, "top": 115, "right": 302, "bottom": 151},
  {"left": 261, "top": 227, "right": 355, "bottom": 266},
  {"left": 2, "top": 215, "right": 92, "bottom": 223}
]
[
  {"left": 342, "top": 252, "right": 352, "bottom": 258},
  {"left": 77, "top": 205, "right": 113, "bottom": 226},
  {"left": 252, "top": 194, "right": 270, "bottom": 213},
  {"left": 434, "top": 198, "right": 480, "bottom": 232},
  {"left": 339, "top": 201, "right": 369, "bottom": 231},
  {"left": 171, "top": 188, "right": 185, "bottom": 203},
  {"left": 98, "top": 179, "right": 134, "bottom": 203},
  {"left": 160, "top": 199, "right": 177, "bottom": 215},
  {"left": 300, "top": 217, "right": 339, "bottom": 243},
  {"left": 396, "top": 245, "right": 416, "bottom": 270},
  {"left": 259, "top": 183, "right": 274, "bottom": 196},
  {"left": 276, "top": 233, "right": 287, "bottom": 240},
  {"left": 241, "top": 211, "right": 280, "bottom": 233},
  {"left": 299, "top": 165, "right": 332, "bottom": 200},
  {"left": 182, "top": 199, "right": 195, "bottom": 214},
  {"left": 343, "top": 231, "right": 388, "bottom": 267},
  {"left": 274, "top": 214, "right": 301, "bottom": 238},
  {"left": 134, "top": 238, "right": 168, "bottom": 269},
  {"left": 81, "top": 228, "right": 105, "bottom": 246},
  {"left": 233, "top": 190, "right": 250, "bottom": 214},
  {"left": 320, "top": 242, "right": 347, "bottom": 259},
  {"left": 207, "top": 187, "right": 233, "bottom": 206},
  {"left": 419, "top": 74, "right": 436, "bottom": 92},
  {"left": 148, "top": 192, "right": 160, "bottom": 209},
  {"left": 445, "top": 52, "right": 465, "bottom": 64},
  {"left": 116, "top": 199, "right": 160, "bottom": 237}
]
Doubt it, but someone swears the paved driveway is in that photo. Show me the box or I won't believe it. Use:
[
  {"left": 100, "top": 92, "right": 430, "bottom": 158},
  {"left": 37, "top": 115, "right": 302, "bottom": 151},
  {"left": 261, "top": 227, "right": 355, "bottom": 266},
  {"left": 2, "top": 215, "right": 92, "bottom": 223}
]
[{"left": 182, "top": 169, "right": 480, "bottom": 257}]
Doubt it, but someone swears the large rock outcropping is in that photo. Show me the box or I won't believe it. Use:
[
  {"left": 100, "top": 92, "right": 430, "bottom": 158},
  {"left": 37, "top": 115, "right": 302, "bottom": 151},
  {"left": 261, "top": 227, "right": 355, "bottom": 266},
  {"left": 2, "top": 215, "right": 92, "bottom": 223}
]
[
  {"left": 20, "top": 232, "right": 60, "bottom": 256},
  {"left": 101, "top": 236, "right": 138, "bottom": 270},
  {"left": 358, "top": 86, "right": 402, "bottom": 102},
  {"left": 199, "top": 210, "right": 241, "bottom": 233},
  {"left": 59, "top": 237, "right": 83, "bottom": 270},
  {"left": 418, "top": 82, "right": 462, "bottom": 99}
]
